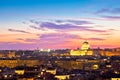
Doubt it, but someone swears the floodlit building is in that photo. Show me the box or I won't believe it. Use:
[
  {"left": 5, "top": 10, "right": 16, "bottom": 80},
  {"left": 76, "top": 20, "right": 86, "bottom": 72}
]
[
  {"left": 46, "top": 69, "right": 56, "bottom": 75},
  {"left": 81, "top": 41, "right": 90, "bottom": 50},
  {"left": 70, "top": 41, "right": 93, "bottom": 56},
  {"left": 70, "top": 50, "right": 86, "bottom": 56},
  {"left": 15, "top": 66, "right": 25, "bottom": 75},
  {"left": 15, "top": 70, "right": 25, "bottom": 75},
  {"left": 55, "top": 75, "right": 70, "bottom": 80}
]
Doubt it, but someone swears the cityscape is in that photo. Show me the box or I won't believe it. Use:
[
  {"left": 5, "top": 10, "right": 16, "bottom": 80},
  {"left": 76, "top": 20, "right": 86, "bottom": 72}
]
[
  {"left": 0, "top": 41, "right": 120, "bottom": 80},
  {"left": 0, "top": 0, "right": 120, "bottom": 80}
]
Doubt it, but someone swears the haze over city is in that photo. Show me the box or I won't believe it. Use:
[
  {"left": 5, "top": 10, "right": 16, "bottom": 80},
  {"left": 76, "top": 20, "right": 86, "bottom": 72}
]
[{"left": 0, "top": 0, "right": 120, "bottom": 50}]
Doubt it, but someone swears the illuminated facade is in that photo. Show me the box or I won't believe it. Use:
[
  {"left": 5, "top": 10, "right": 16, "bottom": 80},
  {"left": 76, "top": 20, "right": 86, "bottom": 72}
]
[
  {"left": 81, "top": 41, "right": 90, "bottom": 50},
  {"left": 15, "top": 70, "right": 25, "bottom": 75},
  {"left": 70, "top": 41, "right": 93, "bottom": 56},
  {"left": 46, "top": 69, "right": 56, "bottom": 75},
  {"left": 70, "top": 50, "right": 88, "bottom": 56},
  {"left": 0, "top": 60, "right": 43, "bottom": 68},
  {"left": 55, "top": 75, "right": 70, "bottom": 80}
]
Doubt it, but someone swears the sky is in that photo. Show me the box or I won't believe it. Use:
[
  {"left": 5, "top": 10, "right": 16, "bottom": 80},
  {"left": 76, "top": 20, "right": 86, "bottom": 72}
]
[{"left": 0, "top": 0, "right": 120, "bottom": 50}]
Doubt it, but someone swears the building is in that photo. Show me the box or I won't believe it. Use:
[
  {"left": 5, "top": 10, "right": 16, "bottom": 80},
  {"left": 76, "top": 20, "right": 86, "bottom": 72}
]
[
  {"left": 81, "top": 41, "right": 90, "bottom": 50},
  {"left": 15, "top": 66, "right": 25, "bottom": 75},
  {"left": 0, "top": 53, "right": 4, "bottom": 58},
  {"left": 7, "top": 51, "right": 16, "bottom": 58},
  {"left": 70, "top": 41, "right": 93, "bottom": 56},
  {"left": 55, "top": 75, "right": 70, "bottom": 80}
]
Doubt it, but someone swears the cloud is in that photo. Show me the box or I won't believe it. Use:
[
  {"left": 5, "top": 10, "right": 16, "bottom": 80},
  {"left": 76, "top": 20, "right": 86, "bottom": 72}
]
[
  {"left": 28, "top": 19, "right": 112, "bottom": 33},
  {"left": 76, "top": 37, "right": 105, "bottom": 41},
  {"left": 95, "top": 8, "right": 120, "bottom": 20},
  {"left": 25, "top": 38, "right": 39, "bottom": 42},
  {"left": 29, "top": 25, "right": 41, "bottom": 30},
  {"left": 16, "top": 33, "right": 77, "bottom": 44},
  {"left": 86, "top": 38, "right": 105, "bottom": 40},
  {"left": 29, "top": 25, "right": 46, "bottom": 31},
  {"left": 40, "top": 22, "right": 82, "bottom": 29},
  {"left": 54, "top": 19, "right": 93, "bottom": 25},
  {"left": 0, "top": 42, "right": 14, "bottom": 45},
  {"left": 101, "top": 15, "right": 120, "bottom": 20},
  {"left": 113, "top": 8, "right": 120, "bottom": 13},
  {"left": 30, "top": 19, "right": 93, "bottom": 25},
  {"left": 8, "top": 29, "right": 31, "bottom": 34},
  {"left": 0, "top": 32, "right": 106, "bottom": 50},
  {"left": 0, "top": 42, "right": 37, "bottom": 50},
  {"left": 95, "top": 8, "right": 110, "bottom": 14},
  {"left": 84, "top": 29, "right": 107, "bottom": 32},
  {"left": 28, "top": 19, "right": 111, "bottom": 33},
  {"left": 40, "top": 33, "right": 80, "bottom": 41},
  {"left": 95, "top": 8, "right": 120, "bottom": 14},
  {"left": 16, "top": 38, "right": 24, "bottom": 40},
  {"left": 16, "top": 38, "right": 38, "bottom": 42},
  {"left": 39, "top": 22, "right": 108, "bottom": 32},
  {"left": 67, "top": 20, "right": 93, "bottom": 25},
  {"left": 15, "top": 33, "right": 105, "bottom": 45},
  {"left": 30, "top": 20, "right": 40, "bottom": 24},
  {"left": 39, "top": 33, "right": 105, "bottom": 43},
  {"left": 22, "top": 21, "right": 27, "bottom": 24},
  {"left": 55, "top": 20, "right": 64, "bottom": 23},
  {"left": 98, "top": 33, "right": 111, "bottom": 35}
]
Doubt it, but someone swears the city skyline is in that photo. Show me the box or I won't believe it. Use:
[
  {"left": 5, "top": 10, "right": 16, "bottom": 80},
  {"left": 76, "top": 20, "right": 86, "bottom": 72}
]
[{"left": 0, "top": 0, "right": 120, "bottom": 50}]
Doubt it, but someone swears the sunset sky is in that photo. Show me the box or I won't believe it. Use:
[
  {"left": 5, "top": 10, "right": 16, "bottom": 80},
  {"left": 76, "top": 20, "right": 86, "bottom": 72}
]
[{"left": 0, "top": 0, "right": 120, "bottom": 50}]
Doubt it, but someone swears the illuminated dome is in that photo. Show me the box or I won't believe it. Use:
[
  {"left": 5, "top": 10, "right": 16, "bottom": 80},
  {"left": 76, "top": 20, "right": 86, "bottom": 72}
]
[
  {"left": 81, "top": 41, "right": 90, "bottom": 50},
  {"left": 83, "top": 41, "right": 89, "bottom": 44}
]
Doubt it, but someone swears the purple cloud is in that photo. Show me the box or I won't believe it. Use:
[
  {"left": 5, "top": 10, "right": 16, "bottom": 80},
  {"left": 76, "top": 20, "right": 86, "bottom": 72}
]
[
  {"left": 30, "top": 19, "right": 93, "bottom": 25},
  {"left": 95, "top": 8, "right": 120, "bottom": 14},
  {"left": 40, "top": 33, "right": 80, "bottom": 41},
  {"left": 67, "top": 20, "right": 93, "bottom": 25},
  {"left": 40, "top": 22, "right": 107, "bottom": 32},
  {"left": 8, "top": 29, "right": 31, "bottom": 34},
  {"left": 55, "top": 20, "right": 64, "bottom": 23},
  {"left": 0, "top": 33, "right": 105, "bottom": 50},
  {"left": 25, "top": 38, "right": 39, "bottom": 42},
  {"left": 39, "top": 33, "right": 105, "bottom": 44},
  {"left": 0, "top": 42, "right": 37, "bottom": 50},
  {"left": 16, "top": 33, "right": 78, "bottom": 44},
  {"left": 17, "top": 33, "right": 105, "bottom": 45},
  {"left": 101, "top": 15, "right": 120, "bottom": 20},
  {"left": 30, "top": 20, "right": 40, "bottom": 24},
  {"left": 95, "top": 8, "right": 110, "bottom": 14},
  {"left": 29, "top": 25, "right": 46, "bottom": 31},
  {"left": 40, "top": 22, "right": 78, "bottom": 29},
  {"left": 55, "top": 20, "right": 93, "bottom": 25},
  {"left": 16, "top": 38, "right": 39, "bottom": 43},
  {"left": 84, "top": 29, "right": 107, "bottom": 32},
  {"left": 32, "top": 33, "right": 79, "bottom": 46},
  {"left": 112, "top": 8, "right": 120, "bottom": 13},
  {"left": 28, "top": 20, "right": 112, "bottom": 33}
]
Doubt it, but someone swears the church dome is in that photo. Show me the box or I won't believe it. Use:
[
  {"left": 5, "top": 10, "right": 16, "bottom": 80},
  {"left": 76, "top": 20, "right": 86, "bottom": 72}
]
[
  {"left": 83, "top": 41, "right": 89, "bottom": 44},
  {"left": 81, "top": 41, "right": 90, "bottom": 50}
]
